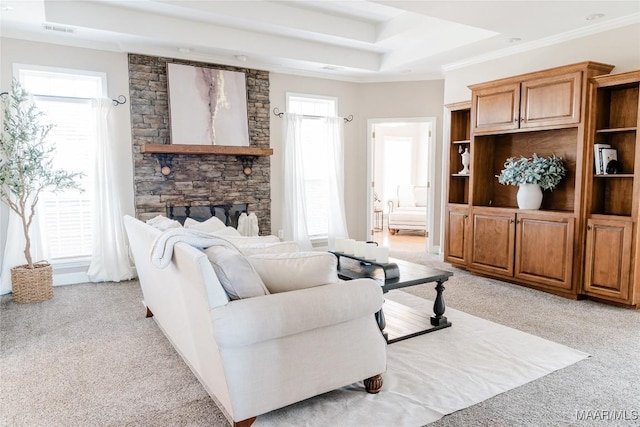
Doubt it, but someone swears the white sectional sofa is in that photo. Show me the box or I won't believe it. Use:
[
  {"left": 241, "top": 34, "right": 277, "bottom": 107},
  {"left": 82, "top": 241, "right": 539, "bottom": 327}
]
[
  {"left": 387, "top": 185, "right": 428, "bottom": 235},
  {"left": 123, "top": 215, "right": 387, "bottom": 426}
]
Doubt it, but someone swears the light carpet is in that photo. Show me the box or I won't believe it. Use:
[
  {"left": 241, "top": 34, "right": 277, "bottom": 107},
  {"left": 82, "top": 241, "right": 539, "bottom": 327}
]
[{"left": 256, "top": 290, "right": 589, "bottom": 427}]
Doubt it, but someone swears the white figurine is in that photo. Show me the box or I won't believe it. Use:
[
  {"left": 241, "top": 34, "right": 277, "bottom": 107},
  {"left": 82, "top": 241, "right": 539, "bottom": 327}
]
[{"left": 459, "top": 147, "right": 470, "bottom": 175}]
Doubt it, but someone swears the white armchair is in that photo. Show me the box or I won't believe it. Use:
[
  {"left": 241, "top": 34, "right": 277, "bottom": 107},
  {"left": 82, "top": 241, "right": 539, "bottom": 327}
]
[
  {"left": 387, "top": 185, "right": 428, "bottom": 235},
  {"left": 124, "top": 216, "right": 387, "bottom": 426}
]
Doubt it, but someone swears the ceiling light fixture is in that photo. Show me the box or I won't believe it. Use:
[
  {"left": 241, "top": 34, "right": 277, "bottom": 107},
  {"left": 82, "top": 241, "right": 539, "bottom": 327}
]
[
  {"left": 178, "top": 47, "right": 191, "bottom": 53},
  {"left": 235, "top": 55, "right": 248, "bottom": 62},
  {"left": 322, "top": 65, "right": 344, "bottom": 71},
  {"left": 586, "top": 13, "right": 604, "bottom": 21}
]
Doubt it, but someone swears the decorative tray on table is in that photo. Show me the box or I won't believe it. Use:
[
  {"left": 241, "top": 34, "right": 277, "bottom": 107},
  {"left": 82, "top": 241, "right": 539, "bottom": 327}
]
[{"left": 328, "top": 251, "right": 399, "bottom": 281}]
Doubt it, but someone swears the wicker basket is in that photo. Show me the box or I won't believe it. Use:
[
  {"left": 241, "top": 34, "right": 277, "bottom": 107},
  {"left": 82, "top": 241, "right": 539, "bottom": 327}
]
[{"left": 11, "top": 262, "right": 53, "bottom": 303}]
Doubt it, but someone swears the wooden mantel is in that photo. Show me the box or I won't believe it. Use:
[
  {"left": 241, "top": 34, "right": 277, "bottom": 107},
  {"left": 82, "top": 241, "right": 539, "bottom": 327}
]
[{"left": 141, "top": 143, "right": 273, "bottom": 156}]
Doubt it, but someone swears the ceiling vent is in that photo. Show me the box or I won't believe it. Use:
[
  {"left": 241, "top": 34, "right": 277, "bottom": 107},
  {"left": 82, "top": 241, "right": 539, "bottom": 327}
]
[{"left": 42, "top": 23, "right": 76, "bottom": 34}]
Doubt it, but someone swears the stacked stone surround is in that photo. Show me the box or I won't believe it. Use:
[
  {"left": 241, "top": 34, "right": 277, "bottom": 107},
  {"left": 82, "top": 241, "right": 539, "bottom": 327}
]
[{"left": 128, "top": 54, "right": 271, "bottom": 234}]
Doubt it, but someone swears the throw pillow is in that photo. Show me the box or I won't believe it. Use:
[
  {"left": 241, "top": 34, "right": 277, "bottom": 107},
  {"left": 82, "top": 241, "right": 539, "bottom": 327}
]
[
  {"left": 184, "top": 216, "right": 227, "bottom": 232},
  {"left": 414, "top": 186, "right": 428, "bottom": 207},
  {"left": 212, "top": 226, "right": 242, "bottom": 237},
  {"left": 397, "top": 186, "right": 416, "bottom": 207},
  {"left": 247, "top": 251, "right": 338, "bottom": 293},
  {"left": 205, "top": 246, "right": 269, "bottom": 300},
  {"left": 146, "top": 215, "right": 182, "bottom": 231}
]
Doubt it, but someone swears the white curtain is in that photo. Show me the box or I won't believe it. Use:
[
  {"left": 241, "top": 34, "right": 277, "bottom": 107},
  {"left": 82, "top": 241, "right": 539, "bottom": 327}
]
[
  {"left": 282, "top": 113, "right": 312, "bottom": 250},
  {"left": 86, "top": 98, "right": 134, "bottom": 282},
  {"left": 323, "top": 116, "right": 349, "bottom": 243}
]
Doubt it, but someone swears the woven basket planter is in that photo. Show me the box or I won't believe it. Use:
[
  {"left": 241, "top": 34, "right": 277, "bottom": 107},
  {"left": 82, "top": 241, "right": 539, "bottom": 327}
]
[{"left": 11, "top": 262, "right": 53, "bottom": 303}]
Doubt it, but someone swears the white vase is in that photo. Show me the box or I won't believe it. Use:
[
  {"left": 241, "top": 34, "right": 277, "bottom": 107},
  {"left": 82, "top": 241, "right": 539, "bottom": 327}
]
[{"left": 517, "top": 184, "right": 543, "bottom": 210}]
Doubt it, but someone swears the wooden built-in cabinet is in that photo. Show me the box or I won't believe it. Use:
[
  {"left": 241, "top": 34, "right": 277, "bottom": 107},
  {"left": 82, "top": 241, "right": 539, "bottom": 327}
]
[
  {"left": 583, "top": 218, "right": 633, "bottom": 302},
  {"left": 444, "top": 205, "right": 469, "bottom": 266},
  {"left": 443, "top": 61, "right": 640, "bottom": 307},
  {"left": 469, "top": 207, "right": 515, "bottom": 276},
  {"left": 581, "top": 70, "right": 640, "bottom": 306},
  {"left": 472, "top": 70, "right": 586, "bottom": 134},
  {"left": 469, "top": 208, "right": 575, "bottom": 292},
  {"left": 444, "top": 101, "right": 472, "bottom": 267}
]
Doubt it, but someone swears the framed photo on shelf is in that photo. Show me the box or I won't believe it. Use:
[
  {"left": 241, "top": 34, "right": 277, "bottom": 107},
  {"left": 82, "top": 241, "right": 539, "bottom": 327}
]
[
  {"left": 594, "top": 143, "right": 611, "bottom": 175},
  {"left": 601, "top": 148, "right": 620, "bottom": 174}
]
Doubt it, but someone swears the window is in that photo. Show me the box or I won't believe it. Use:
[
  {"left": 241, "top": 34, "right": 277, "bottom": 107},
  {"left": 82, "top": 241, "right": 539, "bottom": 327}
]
[
  {"left": 287, "top": 94, "right": 337, "bottom": 239},
  {"left": 17, "top": 66, "right": 105, "bottom": 261}
]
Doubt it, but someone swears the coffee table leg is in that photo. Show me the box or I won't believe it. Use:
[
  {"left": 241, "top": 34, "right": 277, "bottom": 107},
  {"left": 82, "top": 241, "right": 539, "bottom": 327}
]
[
  {"left": 430, "top": 280, "right": 449, "bottom": 327},
  {"left": 375, "top": 308, "right": 389, "bottom": 342}
]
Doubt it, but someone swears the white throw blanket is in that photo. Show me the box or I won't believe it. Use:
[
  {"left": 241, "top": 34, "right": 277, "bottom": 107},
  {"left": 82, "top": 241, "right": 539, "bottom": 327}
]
[{"left": 150, "top": 228, "right": 239, "bottom": 268}]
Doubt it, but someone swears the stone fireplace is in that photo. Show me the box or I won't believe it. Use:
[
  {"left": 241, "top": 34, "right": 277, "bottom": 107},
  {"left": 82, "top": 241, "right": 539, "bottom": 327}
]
[{"left": 128, "top": 54, "right": 271, "bottom": 234}]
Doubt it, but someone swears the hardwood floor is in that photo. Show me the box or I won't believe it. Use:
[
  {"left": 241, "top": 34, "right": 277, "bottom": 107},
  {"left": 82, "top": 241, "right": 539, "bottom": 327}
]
[{"left": 372, "top": 227, "right": 426, "bottom": 252}]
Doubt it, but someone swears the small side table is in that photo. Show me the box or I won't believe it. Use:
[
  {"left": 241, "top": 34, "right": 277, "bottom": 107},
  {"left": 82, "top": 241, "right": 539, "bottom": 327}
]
[{"left": 373, "top": 209, "right": 383, "bottom": 231}]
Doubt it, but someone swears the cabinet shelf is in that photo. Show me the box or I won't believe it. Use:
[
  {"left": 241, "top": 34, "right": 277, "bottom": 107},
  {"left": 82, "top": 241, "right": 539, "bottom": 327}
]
[
  {"left": 589, "top": 213, "right": 633, "bottom": 221},
  {"left": 452, "top": 140, "right": 471, "bottom": 145},
  {"left": 593, "top": 174, "right": 634, "bottom": 179},
  {"left": 596, "top": 127, "right": 636, "bottom": 134},
  {"left": 451, "top": 174, "right": 470, "bottom": 178}
]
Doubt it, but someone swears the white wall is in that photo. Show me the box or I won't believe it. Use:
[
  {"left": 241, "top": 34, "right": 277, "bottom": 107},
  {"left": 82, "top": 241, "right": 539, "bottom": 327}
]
[
  {"left": 268, "top": 73, "right": 360, "bottom": 239},
  {"left": 357, "top": 81, "right": 445, "bottom": 243},
  {"left": 269, "top": 74, "right": 445, "bottom": 242}
]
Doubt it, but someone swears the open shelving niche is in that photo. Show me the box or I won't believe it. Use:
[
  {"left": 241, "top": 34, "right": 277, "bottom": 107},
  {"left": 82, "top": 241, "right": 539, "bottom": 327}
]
[
  {"left": 446, "top": 101, "right": 472, "bottom": 205},
  {"left": 588, "top": 76, "right": 639, "bottom": 218},
  {"left": 472, "top": 127, "right": 579, "bottom": 213}
]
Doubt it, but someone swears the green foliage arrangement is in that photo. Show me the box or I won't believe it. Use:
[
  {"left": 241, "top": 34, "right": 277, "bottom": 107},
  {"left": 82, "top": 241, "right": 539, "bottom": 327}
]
[
  {"left": 496, "top": 153, "right": 567, "bottom": 191},
  {"left": 0, "top": 79, "right": 83, "bottom": 269}
]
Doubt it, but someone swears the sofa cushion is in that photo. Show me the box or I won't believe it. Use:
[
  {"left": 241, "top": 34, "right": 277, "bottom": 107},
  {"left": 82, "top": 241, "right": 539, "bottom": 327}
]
[
  {"left": 185, "top": 216, "right": 227, "bottom": 232},
  {"left": 247, "top": 251, "right": 338, "bottom": 293},
  {"left": 205, "top": 246, "right": 269, "bottom": 300},
  {"left": 239, "top": 241, "right": 301, "bottom": 256}
]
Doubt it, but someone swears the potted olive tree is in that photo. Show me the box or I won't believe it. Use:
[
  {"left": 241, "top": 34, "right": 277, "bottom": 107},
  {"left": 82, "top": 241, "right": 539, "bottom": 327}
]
[
  {"left": 496, "top": 153, "right": 566, "bottom": 210},
  {"left": 0, "top": 80, "right": 83, "bottom": 303}
]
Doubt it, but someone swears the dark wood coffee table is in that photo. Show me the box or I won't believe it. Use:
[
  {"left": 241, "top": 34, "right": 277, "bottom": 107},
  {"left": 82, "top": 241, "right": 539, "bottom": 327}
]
[{"left": 331, "top": 252, "right": 453, "bottom": 344}]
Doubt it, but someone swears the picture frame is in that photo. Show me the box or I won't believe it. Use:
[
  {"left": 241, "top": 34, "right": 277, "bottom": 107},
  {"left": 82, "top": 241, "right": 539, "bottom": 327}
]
[{"left": 167, "top": 63, "right": 250, "bottom": 146}]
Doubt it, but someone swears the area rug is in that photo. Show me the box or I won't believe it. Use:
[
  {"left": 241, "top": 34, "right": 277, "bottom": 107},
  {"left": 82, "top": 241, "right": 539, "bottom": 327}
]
[{"left": 255, "top": 290, "right": 589, "bottom": 427}]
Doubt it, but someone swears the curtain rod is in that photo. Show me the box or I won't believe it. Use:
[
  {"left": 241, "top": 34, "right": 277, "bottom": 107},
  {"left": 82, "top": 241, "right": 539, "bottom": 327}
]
[
  {"left": 0, "top": 91, "right": 127, "bottom": 106},
  {"left": 272, "top": 107, "right": 353, "bottom": 123}
]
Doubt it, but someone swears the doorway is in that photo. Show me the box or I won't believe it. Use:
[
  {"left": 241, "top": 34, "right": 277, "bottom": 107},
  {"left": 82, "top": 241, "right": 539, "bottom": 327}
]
[{"left": 366, "top": 118, "right": 436, "bottom": 253}]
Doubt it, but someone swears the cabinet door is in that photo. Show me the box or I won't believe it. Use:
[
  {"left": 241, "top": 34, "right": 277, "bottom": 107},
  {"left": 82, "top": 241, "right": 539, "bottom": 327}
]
[
  {"left": 473, "top": 83, "right": 520, "bottom": 133},
  {"left": 520, "top": 71, "right": 582, "bottom": 129},
  {"left": 514, "top": 213, "right": 574, "bottom": 290},
  {"left": 444, "top": 206, "right": 468, "bottom": 266},
  {"left": 469, "top": 209, "right": 515, "bottom": 276},
  {"left": 583, "top": 218, "right": 633, "bottom": 302}
]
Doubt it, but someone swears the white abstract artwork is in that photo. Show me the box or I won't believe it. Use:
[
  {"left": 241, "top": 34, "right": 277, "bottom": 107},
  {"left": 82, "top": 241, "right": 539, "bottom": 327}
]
[{"left": 167, "top": 63, "right": 250, "bottom": 146}]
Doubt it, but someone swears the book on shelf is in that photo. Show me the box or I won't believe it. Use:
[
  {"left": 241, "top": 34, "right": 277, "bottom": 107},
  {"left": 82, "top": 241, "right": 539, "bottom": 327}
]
[
  {"left": 601, "top": 148, "right": 618, "bottom": 174},
  {"left": 594, "top": 143, "right": 611, "bottom": 175}
]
